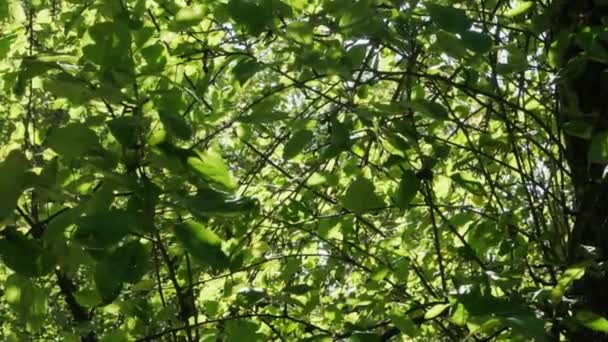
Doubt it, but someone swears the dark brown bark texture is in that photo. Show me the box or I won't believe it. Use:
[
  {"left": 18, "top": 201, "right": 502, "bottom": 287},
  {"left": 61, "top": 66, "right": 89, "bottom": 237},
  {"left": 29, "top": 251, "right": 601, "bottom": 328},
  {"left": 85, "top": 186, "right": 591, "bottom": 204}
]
[{"left": 554, "top": 0, "right": 608, "bottom": 340}]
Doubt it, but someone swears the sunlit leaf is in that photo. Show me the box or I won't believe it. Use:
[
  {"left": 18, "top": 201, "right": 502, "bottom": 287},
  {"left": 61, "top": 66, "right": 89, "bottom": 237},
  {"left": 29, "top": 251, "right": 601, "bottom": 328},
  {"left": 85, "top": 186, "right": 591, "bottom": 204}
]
[
  {"left": 173, "top": 221, "right": 230, "bottom": 270},
  {"left": 341, "top": 177, "right": 385, "bottom": 214},
  {"left": 283, "top": 129, "right": 313, "bottom": 160},
  {"left": 187, "top": 150, "right": 237, "bottom": 191},
  {"left": 170, "top": 5, "right": 206, "bottom": 31},
  {"left": 395, "top": 169, "right": 419, "bottom": 209},
  {"left": 575, "top": 311, "right": 608, "bottom": 333},
  {"left": 551, "top": 262, "right": 589, "bottom": 302},
  {"left": 505, "top": 1, "right": 534, "bottom": 17},
  {"left": 589, "top": 131, "right": 608, "bottom": 163}
]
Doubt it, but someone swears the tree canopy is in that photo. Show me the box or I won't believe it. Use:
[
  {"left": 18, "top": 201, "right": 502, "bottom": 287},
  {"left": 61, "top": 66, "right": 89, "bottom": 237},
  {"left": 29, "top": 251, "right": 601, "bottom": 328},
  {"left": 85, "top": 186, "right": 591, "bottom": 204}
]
[{"left": 1, "top": 0, "right": 608, "bottom": 341}]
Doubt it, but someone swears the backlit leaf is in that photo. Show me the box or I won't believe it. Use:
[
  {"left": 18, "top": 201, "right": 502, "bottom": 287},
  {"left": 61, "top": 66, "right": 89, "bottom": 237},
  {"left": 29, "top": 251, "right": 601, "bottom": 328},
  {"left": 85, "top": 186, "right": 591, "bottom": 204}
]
[
  {"left": 589, "top": 131, "right": 608, "bottom": 163},
  {"left": 341, "top": 177, "right": 385, "bottom": 214},
  {"left": 173, "top": 221, "right": 230, "bottom": 270},
  {"left": 170, "top": 5, "right": 206, "bottom": 31},
  {"left": 283, "top": 129, "right": 313, "bottom": 160},
  {"left": 395, "top": 169, "right": 419, "bottom": 209}
]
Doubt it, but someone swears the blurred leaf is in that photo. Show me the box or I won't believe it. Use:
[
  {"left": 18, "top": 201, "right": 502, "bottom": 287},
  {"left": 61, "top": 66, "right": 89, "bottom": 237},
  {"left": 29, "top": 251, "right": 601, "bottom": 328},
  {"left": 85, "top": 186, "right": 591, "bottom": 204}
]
[
  {"left": 0, "top": 151, "right": 29, "bottom": 219},
  {"left": 0, "top": 228, "right": 54, "bottom": 277},
  {"left": 461, "top": 31, "right": 493, "bottom": 54},
  {"left": 563, "top": 120, "right": 593, "bottom": 139},
  {"left": 286, "top": 21, "right": 314, "bottom": 45},
  {"left": 187, "top": 150, "right": 237, "bottom": 191},
  {"left": 395, "top": 169, "right": 419, "bottom": 209},
  {"left": 95, "top": 257, "right": 125, "bottom": 304},
  {"left": 589, "top": 131, "right": 608, "bottom": 163},
  {"left": 107, "top": 116, "right": 142, "bottom": 148},
  {"left": 233, "top": 58, "right": 263, "bottom": 85},
  {"left": 451, "top": 172, "right": 485, "bottom": 196},
  {"left": 403, "top": 99, "right": 449, "bottom": 120},
  {"left": 283, "top": 129, "right": 313, "bottom": 160},
  {"left": 74, "top": 210, "right": 132, "bottom": 249},
  {"left": 170, "top": 5, "right": 206, "bottom": 31},
  {"left": 390, "top": 313, "right": 418, "bottom": 337},
  {"left": 5, "top": 274, "right": 47, "bottom": 332},
  {"left": 426, "top": 4, "right": 471, "bottom": 33},
  {"left": 551, "top": 262, "right": 589, "bottom": 302},
  {"left": 173, "top": 221, "right": 230, "bottom": 270},
  {"left": 44, "top": 73, "right": 94, "bottom": 104},
  {"left": 341, "top": 177, "right": 385, "bottom": 214},
  {"left": 505, "top": 1, "right": 534, "bottom": 17},
  {"left": 284, "top": 284, "right": 315, "bottom": 295},
  {"left": 47, "top": 123, "right": 103, "bottom": 159},
  {"left": 159, "top": 110, "right": 193, "bottom": 140},
  {"left": 575, "top": 311, "right": 608, "bottom": 333},
  {"left": 184, "top": 187, "right": 258, "bottom": 217},
  {"left": 425, "top": 303, "right": 451, "bottom": 319}
]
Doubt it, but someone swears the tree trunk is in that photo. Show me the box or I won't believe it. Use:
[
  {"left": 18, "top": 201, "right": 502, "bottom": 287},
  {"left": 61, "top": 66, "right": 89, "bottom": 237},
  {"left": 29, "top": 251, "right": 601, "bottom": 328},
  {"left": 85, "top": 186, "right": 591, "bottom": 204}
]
[{"left": 554, "top": 1, "right": 608, "bottom": 339}]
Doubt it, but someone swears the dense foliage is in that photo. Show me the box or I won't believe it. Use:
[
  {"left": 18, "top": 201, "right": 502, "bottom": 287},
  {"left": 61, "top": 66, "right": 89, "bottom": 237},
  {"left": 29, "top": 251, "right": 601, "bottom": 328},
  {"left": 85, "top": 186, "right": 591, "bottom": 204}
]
[{"left": 2, "top": 0, "right": 608, "bottom": 340}]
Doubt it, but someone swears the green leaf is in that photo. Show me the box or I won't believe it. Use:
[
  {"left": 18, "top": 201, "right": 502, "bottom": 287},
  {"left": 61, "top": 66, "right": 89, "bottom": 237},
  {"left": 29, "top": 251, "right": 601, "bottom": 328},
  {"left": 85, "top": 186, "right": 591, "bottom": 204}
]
[
  {"left": 286, "top": 21, "right": 314, "bottom": 45},
  {"left": 226, "top": 0, "right": 272, "bottom": 35},
  {"left": 187, "top": 150, "right": 237, "bottom": 191},
  {"left": 236, "top": 287, "right": 267, "bottom": 307},
  {"left": 173, "top": 221, "right": 230, "bottom": 270},
  {"left": 111, "top": 240, "right": 150, "bottom": 284},
  {"left": 225, "top": 319, "right": 261, "bottom": 342},
  {"left": 341, "top": 177, "right": 385, "bottom": 214},
  {"left": 100, "top": 330, "right": 130, "bottom": 342},
  {"left": 461, "top": 31, "right": 493, "bottom": 54},
  {"left": 169, "top": 5, "right": 206, "bottom": 31},
  {"left": 74, "top": 210, "right": 132, "bottom": 249},
  {"left": 434, "top": 31, "right": 468, "bottom": 58},
  {"left": 395, "top": 169, "right": 419, "bottom": 209},
  {"left": 44, "top": 73, "right": 94, "bottom": 104},
  {"left": 95, "top": 257, "right": 125, "bottom": 304},
  {"left": 5, "top": 274, "right": 48, "bottom": 332},
  {"left": 450, "top": 172, "right": 485, "bottom": 196},
  {"left": 0, "top": 228, "right": 54, "bottom": 277},
  {"left": 457, "top": 292, "right": 546, "bottom": 340},
  {"left": 82, "top": 21, "right": 132, "bottom": 69},
  {"left": 107, "top": 116, "right": 142, "bottom": 148},
  {"left": 589, "top": 131, "right": 608, "bottom": 163},
  {"left": 0, "top": 1, "right": 8, "bottom": 21},
  {"left": 0, "top": 151, "right": 29, "bottom": 219},
  {"left": 159, "top": 110, "right": 193, "bottom": 140},
  {"left": 327, "top": 118, "right": 351, "bottom": 155},
  {"left": 233, "top": 58, "right": 263, "bottom": 85},
  {"left": 575, "top": 311, "right": 608, "bottom": 333},
  {"left": 0, "top": 34, "right": 16, "bottom": 59},
  {"left": 184, "top": 187, "right": 258, "bottom": 217},
  {"left": 239, "top": 110, "right": 289, "bottom": 124},
  {"left": 551, "top": 262, "right": 589, "bottom": 302},
  {"left": 450, "top": 303, "right": 469, "bottom": 326},
  {"left": 47, "top": 123, "right": 102, "bottom": 159},
  {"left": 563, "top": 120, "right": 593, "bottom": 139},
  {"left": 425, "top": 303, "right": 451, "bottom": 319},
  {"left": 404, "top": 99, "right": 449, "bottom": 120},
  {"left": 505, "top": 1, "right": 534, "bottom": 17},
  {"left": 390, "top": 313, "right": 418, "bottom": 337},
  {"left": 426, "top": 4, "right": 471, "bottom": 33},
  {"left": 283, "top": 130, "right": 313, "bottom": 160},
  {"left": 239, "top": 96, "right": 287, "bottom": 123},
  {"left": 284, "top": 284, "right": 315, "bottom": 295}
]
